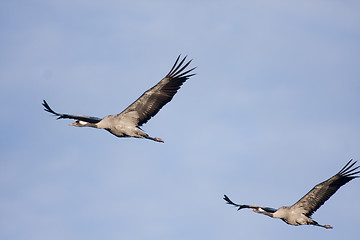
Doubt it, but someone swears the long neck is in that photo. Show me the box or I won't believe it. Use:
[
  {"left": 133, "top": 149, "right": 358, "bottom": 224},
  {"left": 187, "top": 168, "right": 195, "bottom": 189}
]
[
  {"left": 84, "top": 122, "right": 99, "bottom": 128},
  {"left": 272, "top": 207, "right": 288, "bottom": 219},
  {"left": 258, "top": 210, "right": 275, "bottom": 218}
]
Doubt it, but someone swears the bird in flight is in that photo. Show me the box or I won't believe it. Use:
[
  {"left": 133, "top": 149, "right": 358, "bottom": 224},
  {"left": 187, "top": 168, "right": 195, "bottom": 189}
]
[
  {"left": 224, "top": 159, "right": 359, "bottom": 229},
  {"left": 43, "top": 55, "right": 195, "bottom": 142}
]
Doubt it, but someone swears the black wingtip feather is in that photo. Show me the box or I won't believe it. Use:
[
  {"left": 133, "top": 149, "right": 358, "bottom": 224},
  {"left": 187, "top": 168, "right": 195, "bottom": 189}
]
[
  {"left": 166, "top": 55, "right": 196, "bottom": 79},
  {"left": 338, "top": 159, "right": 359, "bottom": 178},
  {"left": 223, "top": 195, "right": 248, "bottom": 211},
  {"left": 176, "top": 67, "right": 197, "bottom": 79},
  {"left": 42, "top": 100, "right": 61, "bottom": 118},
  {"left": 338, "top": 159, "right": 355, "bottom": 174},
  {"left": 167, "top": 55, "right": 181, "bottom": 75},
  {"left": 223, "top": 195, "right": 238, "bottom": 206}
]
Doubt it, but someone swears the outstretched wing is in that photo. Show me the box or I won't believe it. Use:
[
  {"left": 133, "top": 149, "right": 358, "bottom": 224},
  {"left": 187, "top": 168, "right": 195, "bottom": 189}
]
[
  {"left": 42, "top": 100, "right": 102, "bottom": 123},
  {"left": 290, "top": 159, "right": 359, "bottom": 217},
  {"left": 116, "top": 55, "right": 196, "bottom": 126},
  {"left": 223, "top": 195, "right": 277, "bottom": 213}
]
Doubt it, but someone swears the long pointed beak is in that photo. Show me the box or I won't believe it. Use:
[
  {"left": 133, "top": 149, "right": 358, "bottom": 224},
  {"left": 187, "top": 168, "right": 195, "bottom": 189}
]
[{"left": 154, "top": 137, "right": 164, "bottom": 143}]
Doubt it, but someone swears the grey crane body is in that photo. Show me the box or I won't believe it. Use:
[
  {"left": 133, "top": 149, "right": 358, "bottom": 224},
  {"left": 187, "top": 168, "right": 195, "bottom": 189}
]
[
  {"left": 96, "top": 114, "right": 154, "bottom": 140},
  {"left": 43, "top": 55, "right": 195, "bottom": 142},
  {"left": 266, "top": 206, "right": 331, "bottom": 228},
  {"left": 224, "top": 160, "right": 359, "bottom": 229}
]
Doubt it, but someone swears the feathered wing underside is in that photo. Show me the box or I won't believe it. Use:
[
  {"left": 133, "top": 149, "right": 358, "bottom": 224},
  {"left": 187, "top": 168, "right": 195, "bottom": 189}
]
[
  {"left": 291, "top": 159, "right": 359, "bottom": 217},
  {"left": 116, "top": 55, "right": 196, "bottom": 126},
  {"left": 223, "top": 195, "right": 277, "bottom": 213},
  {"left": 42, "top": 100, "right": 102, "bottom": 123}
]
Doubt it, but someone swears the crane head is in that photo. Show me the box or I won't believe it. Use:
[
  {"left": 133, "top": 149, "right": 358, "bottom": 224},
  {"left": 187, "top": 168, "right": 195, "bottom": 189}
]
[{"left": 69, "top": 120, "right": 87, "bottom": 127}]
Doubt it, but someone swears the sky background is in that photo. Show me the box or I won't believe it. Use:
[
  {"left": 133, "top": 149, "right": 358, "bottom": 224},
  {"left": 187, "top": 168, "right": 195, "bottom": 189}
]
[{"left": 1, "top": 0, "right": 360, "bottom": 239}]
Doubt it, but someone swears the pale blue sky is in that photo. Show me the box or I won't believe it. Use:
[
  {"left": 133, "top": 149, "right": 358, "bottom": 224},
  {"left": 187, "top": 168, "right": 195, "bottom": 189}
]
[{"left": 1, "top": 1, "right": 360, "bottom": 240}]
